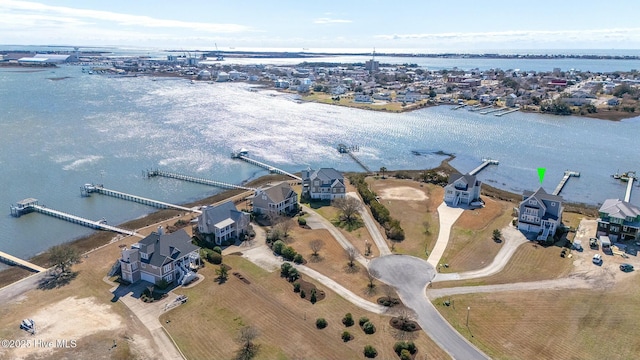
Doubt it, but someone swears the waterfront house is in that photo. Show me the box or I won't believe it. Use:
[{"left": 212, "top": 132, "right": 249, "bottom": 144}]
[
  {"left": 505, "top": 93, "right": 517, "bottom": 107},
  {"left": 197, "top": 201, "right": 250, "bottom": 245},
  {"left": 252, "top": 181, "right": 298, "bottom": 215},
  {"left": 516, "top": 188, "right": 563, "bottom": 241},
  {"left": 119, "top": 228, "right": 200, "bottom": 286},
  {"left": 444, "top": 173, "right": 481, "bottom": 207},
  {"left": 301, "top": 168, "right": 346, "bottom": 201},
  {"left": 596, "top": 199, "right": 640, "bottom": 242},
  {"left": 354, "top": 94, "right": 373, "bottom": 103}
]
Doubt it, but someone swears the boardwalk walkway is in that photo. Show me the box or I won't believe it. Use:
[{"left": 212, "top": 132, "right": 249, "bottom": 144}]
[{"left": 0, "top": 251, "right": 46, "bottom": 272}]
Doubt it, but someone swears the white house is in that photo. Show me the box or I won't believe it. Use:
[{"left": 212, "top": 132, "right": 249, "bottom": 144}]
[{"left": 444, "top": 173, "right": 482, "bottom": 207}]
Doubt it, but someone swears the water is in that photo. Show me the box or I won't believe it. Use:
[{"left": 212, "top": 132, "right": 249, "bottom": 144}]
[{"left": 1, "top": 64, "right": 640, "bottom": 263}]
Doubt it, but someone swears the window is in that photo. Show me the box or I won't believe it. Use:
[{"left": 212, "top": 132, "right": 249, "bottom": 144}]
[
  {"left": 551, "top": 202, "right": 556, "bottom": 206},
  {"left": 141, "top": 263, "right": 146, "bottom": 269},
  {"left": 140, "top": 252, "right": 148, "bottom": 260},
  {"left": 528, "top": 199, "right": 537, "bottom": 206},
  {"left": 163, "top": 264, "right": 172, "bottom": 273},
  {"left": 165, "top": 274, "right": 173, "bottom": 282}
]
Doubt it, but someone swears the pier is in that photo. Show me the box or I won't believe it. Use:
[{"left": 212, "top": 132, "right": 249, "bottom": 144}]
[
  {"left": 81, "top": 184, "right": 202, "bottom": 214},
  {"left": 451, "top": 104, "right": 467, "bottom": 110},
  {"left": 233, "top": 155, "right": 302, "bottom": 181},
  {"left": 469, "top": 105, "right": 493, "bottom": 112},
  {"left": 10, "top": 198, "right": 138, "bottom": 237},
  {"left": 0, "top": 250, "right": 47, "bottom": 272},
  {"left": 469, "top": 158, "right": 500, "bottom": 176},
  {"left": 338, "top": 144, "right": 372, "bottom": 173},
  {"left": 480, "top": 107, "right": 507, "bottom": 115},
  {"left": 495, "top": 108, "right": 520, "bottom": 117},
  {"left": 145, "top": 170, "right": 255, "bottom": 191},
  {"left": 553, "top": 171, "right": 581, "bottom": 196},
  {"left": 625, "top": 176, "right": 635, "bottom": 202}
]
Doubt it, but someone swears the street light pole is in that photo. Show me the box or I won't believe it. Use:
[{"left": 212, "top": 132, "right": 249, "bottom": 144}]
[{"left": 466, "top": 306, "right": 470, "bottom": 328}]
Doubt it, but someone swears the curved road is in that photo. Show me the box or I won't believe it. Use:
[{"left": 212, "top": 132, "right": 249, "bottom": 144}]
[
  {"left": 369, "top": 255, "right": 490, "bottom": 360},
  {"left": 346, "top": 192, "right": 392, "bottom": 256}
]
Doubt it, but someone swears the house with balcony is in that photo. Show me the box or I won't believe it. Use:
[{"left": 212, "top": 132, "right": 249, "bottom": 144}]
[
  {"left": 444, "top": 173, "right": 481, "bottom": 207},
  {"left": 516, "top": 187, "right": 564, "bottom": 241},
  {"left": 197, "top": 200, "right": 250, "bottom": 245},
  {"left": 301, "top": 168, "right": 346, "bottom": 200},
  {"left": 252, "top": 181, "right": 298, "bottom": 215},
  {"left": 119, "top": 228, "right": 200, "bottom": 286},
  {"left": 596, "top": 199, "right": 640, "bottom": 242}
]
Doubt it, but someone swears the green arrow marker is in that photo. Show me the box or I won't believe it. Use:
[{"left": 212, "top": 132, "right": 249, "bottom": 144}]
[{"left": 537, "top": 168, "right": 546, "bottom": 184}]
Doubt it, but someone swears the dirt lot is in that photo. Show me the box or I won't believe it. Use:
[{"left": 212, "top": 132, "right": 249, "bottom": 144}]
[
  {"left": 367, "top": 178, "right": 443, "bottom": 259},
  {"left": 161, "top": 255, "right": 451, "bottom": 360}
]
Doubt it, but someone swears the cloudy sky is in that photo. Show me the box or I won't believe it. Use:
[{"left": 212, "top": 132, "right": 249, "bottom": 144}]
[{"left": 2, "top": 0, "right": 640, "bottom": 52}]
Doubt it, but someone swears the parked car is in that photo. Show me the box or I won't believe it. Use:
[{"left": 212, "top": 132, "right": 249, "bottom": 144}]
[
  {"left": 620, "top": 263, "right": 634, "bottom": 272},
  {"left": 592, "top": 254, "right": 602, "bottom": 265},
  {"left": 589, "top": 237, "right": 598, "bottom": 249}
]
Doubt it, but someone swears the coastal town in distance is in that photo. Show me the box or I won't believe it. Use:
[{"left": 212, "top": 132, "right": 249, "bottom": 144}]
[{"left": 2, "top": 2, "right": 640, "bottom": 359}]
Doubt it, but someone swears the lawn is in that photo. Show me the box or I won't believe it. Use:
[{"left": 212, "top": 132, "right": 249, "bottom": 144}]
[
  {"left": 434, "top": 274, "right": 640, "bottom": 360},
  {"left": 162, "top": 255, "right": 451, "bottom": 360},
  {"left": 367, "top": 178, "right": 442, "bottom": 259}
]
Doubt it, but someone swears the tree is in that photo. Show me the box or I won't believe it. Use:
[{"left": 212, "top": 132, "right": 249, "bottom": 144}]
[
  {"left": 362, "top": 321, "right": 376, "bottom": 334},
  {"left": 342, "top": 313, "right": 354, "bottom": 327},
  {"left": 363, "top": 345, "right": 378, "bottom": 358},
  {"left": 364, "top": 240, "right": 372, "bottom": 256},
  {"left": 274, "top": 219, "right": 294, "bottom": 241},
  {"left": 272, "top": 240, "right": 285, "bottom": 255},
  {"left": 235, "top": 326, "right": 260, "bottom": 360},
  {"left": 346, "top": 247, "right": 359, "bottom": 270},
  {"left": 379, "top": 166, "right": 387, "bottom": 178},
  {"left": 366, "top": 268, "right": 380, "bottom": 290},
  {"left": 49, "top": 244, "right": 80, "bottom": 276},
  {"left": 309, "top": 239, "right": 324, "bottom": 259},
  {"left": 310, "top": 288, "right": 317, "bottom": 304},
  {"left": 332, "top": 197, "right": 362, "bottom": 224},
  {"left": 492, "top": 229, "right": 502, "bottom": 242},
  {"left": 281, "top": 246, "right": 297, "bottom": 261},
  {"left": 342, "top": 331, "right": 352, "bottom": 342},
  {"left": 316, "top": 318, "right": 328, "bottom": 329},
  {"left": 216, "top": 265, "right": 229, "bottom": 283},
  {"left": 293, "top": 253, "right": 304, "bottom": 264}
]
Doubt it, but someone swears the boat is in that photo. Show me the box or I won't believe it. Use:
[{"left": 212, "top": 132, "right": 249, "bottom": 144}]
[{"left": 612, "top": 170, "right": 636, "bottom": 182}]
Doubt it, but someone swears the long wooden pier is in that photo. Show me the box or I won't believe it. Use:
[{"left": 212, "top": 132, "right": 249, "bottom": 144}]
[
  {"left": 469, "top": 158, "right": 499, "bottom": 176},
  {"left": 553, "top": 171, "right": 580, "bottom": 196},
  {"left": 480, "top": 107, "right": 506, "bottom": 115},
  {"left": 625, "top": 176, "right": 635, "bottom": 202},
  {"left": 495, "top": 108, "right": 520, "bottom": 117},
  {"left": 145, "top": 170, "right": 255, "bottom": 191},
  {"left": 469, "top": 105, "right": 493, "bottom": 112},
  {"left": 0, "top": 250, "right": 46, "bottom": 272},
  {"left": 451, "top": 104, "right": 467, "bottom": 110},
  {"left": 10, "top": 199, "right": 139, "bottom": 237},
  {"left": 82, "top": 184, "right": 202, "bottom": 214},
  {"left": 235, "top": 155, "right": 302, "bottom": 181}
]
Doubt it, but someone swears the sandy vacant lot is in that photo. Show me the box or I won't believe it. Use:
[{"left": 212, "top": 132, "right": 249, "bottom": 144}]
[
  {"left": 378, "top": 186, "right": 429, "bottom": 201},
  {"left": 8, "top": 296, "right": 124, "bottom": 359}
]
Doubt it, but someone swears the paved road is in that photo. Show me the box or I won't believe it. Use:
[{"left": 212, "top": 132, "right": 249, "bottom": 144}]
[
  {"left": 428, "top": 203, "right": 464, "bottom": 267},
  {"left": 346, "top": 192, "right": 392, "bottom": 256},
  {"left": 434, "top": 224, "right": 528, "bottom": 282},
  {"left": 427, "top": 277, "right": 593, "bottom": 299},
  {"left": 369, "top": 255, "right": 490, "bottom": 360},
  {"left": 0, "top": 271, "right": 47, "bottom": 305}
]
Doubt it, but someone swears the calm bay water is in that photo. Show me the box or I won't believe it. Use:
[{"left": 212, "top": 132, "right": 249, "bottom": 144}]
[{"left": 1, "top": 64, "right": 640, "bottom": 263}]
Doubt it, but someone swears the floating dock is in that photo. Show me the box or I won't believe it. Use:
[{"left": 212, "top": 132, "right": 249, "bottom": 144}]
[
  {"left": 145, "top": 170, "right": 255, "bottom": 191},
  {"left": 553, "top": 171, "right": 581, "bottom": 196},
  {"left": 0, "top": 250, "right": 46, "bottom": 272},
  {"left": 625, "top": 176, "right": 635, "bottom": 202},
  {"left": 469, "top": 158, "right": 499, "bottom": 176},
  {"left": 10, "top": 198, "right": 138, "bottom": 237},
  {"left": 495, "top": 108, "right": 520, "bottom": 117},
  {"left": 233, "top": 155, "right": 302, "bottom": 181},
  {"left": 338, "top": 144, "right": 371, "bottom": 173},
  {"left": 81, "top": 184, "right": 202, "bottom": 214}
]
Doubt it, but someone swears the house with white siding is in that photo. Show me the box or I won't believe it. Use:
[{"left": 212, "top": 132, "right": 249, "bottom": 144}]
[
  {"left": 516, "top": 188, "right": 563, "bottom": 241},
  {"left": 252, "top": 181, "right": 298, "bottom": 215},
  {"left": 197, "top": 201, "right": 250, "bottom": 245},
  {"left": 301, "top": 168, "right": 346, "bottom": 200}
]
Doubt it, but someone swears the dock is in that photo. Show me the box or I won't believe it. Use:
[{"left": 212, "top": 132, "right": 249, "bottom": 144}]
[
  {"left": 145, "top": 170, "right": 255, "bottom": 191},
  {"left": 480, "top": 107, "right": 507, "bottom": 115},
  {"left": 553, "top": 171, "right": 581, "bottom": 196},
  {"left": 10, "top": 198, "right": 139, "bottom": 237},
  {"left": 0, "top": 250, "right": 46, "bottom": 272},
  {"left": 81, "top": 184, "right": 202, "bottom": 214},
  {"left": 469, "top": 158, "right": 499, "bottom": 176},
  {"left": 495, "top": 108, "right": 520, "bottom": 117},
  {"left": 625, "top": 176, "right": 635, "bottom": 202},
  {"left": 234, "top": 155, "right": 302, "bottom": 181},
  {"left": 469, "top": 105, "right": 493, "bottom": 112},
  {"left": 337, "top": 144, "right": 371, "bottom": 173},
  {"left": 451, "top": 104, "right": 467, "bottom": 110}
]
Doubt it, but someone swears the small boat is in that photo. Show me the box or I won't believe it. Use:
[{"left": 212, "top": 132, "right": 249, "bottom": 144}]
[{"left": 612, "top": 170, "right": 636, "bottom": 182}]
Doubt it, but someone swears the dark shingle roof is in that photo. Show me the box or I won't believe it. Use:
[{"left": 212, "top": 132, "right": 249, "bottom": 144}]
[{"left": 139, "top": 229, "right": 199, "bottom": 267}]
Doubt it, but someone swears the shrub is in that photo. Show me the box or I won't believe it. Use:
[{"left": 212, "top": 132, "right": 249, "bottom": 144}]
[
  {"left": 272, "top": 240, "right": 285, "bottom": 255},
  {"left": 293, "top": 253, "right": 304, "bottom": 264},
  {"left": 400, "top": 349, "right": 412, "bottom": 360},
  {"left": 208, "top": 251, "right": 222, "bottom": 265},
  {"left": 212, "top": 246, "right": 222, "bottom": 254},
  {"left": 287, "top": 268, "right": 300, "bottom": 282},
  {"left": 342, "top": 313, "right": 354, "bottom": 327},
  {"left": 316, "top": 318, "right": 327, "bottom": 329},
  {"left": 293, "top": 282, "right": 301, "bottom": 293},
  {"left": 156, "top": 279, "right": 169, "bottom": 290},
  {"left": 341, "top": 331, "right": 352, "bottom": 342},
  {"left": 280, "top": 262, "right": 292, "bottom": 277},
  {"left": 359, "top": 317, "right": 370, "bottom": 326},
  {"left": 281, "top": 246, "right": 297, "bottom": 261},
  {"left": 298, "top": 217, "right": 307, "bottom": 226},
  {"left": 310, "top": 288, "right": 317, "bottom": 304},
  {"left": 363, "top": 345, "right": 378, "bottom": 358},
  {"left": 300, "top": 289, "right": 306, "bottom": 298},
  {"left": 394, "top": 341, "right": 417, "bottom": 356},
  {"left": 362, "top": 321, "right": 376, "bottom": 334}
]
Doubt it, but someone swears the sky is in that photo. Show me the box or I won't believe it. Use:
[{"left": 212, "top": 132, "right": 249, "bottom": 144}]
[{"left": 2, "top": 0, "right": 640, "bottom": 53}]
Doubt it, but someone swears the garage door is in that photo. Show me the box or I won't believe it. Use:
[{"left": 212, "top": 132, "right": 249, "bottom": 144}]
[{"left": 140, "top": 272, "right": 156, "bottom": 284}]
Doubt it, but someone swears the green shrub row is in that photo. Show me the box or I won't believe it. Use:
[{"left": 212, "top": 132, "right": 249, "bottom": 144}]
[{"left": 349, "top": 174, "right": 405, "bottom": 241}]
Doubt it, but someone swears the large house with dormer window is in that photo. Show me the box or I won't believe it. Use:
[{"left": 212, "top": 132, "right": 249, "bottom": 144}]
[
  {"left": 119, "top": 228, "right": 200, "bottom": 286},
  {"left": 444, "top": 173, "right": 481, "bottom": 207},
  {"left": 197, "top": 201, "right": 250, "bottom": 245},
  {"left": 301, "top": 168, "right": 346, "bottom": 200},
  {"left": 516, "top": 187, "right": 563, "bottom": 241},
  {"left": 252, "top": 181, "right": 298, "bottom": 215},
  {"left": 596, "top": 199, "right": 640, "bottom": 242}
]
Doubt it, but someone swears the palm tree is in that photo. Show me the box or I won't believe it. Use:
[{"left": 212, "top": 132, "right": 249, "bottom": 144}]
[{"left": 380, "top": 166, "right": 387, "bottom": 178}]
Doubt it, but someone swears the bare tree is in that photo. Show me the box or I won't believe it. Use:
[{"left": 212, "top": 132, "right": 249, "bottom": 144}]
[
  {"left": 345, "top": 247, "right": 359, "bottom": 270},
  {"left": 236, "top": 326, "right": 260, "bottom": 360},
  {"left": 274, "top": 219, "right": 294, "bottom": 241},
  {"left": 309, "top": 239, "right": 324, "bottom": 259},
  {"left": 332, "top": 197, "right": 362, "bottom": 224},
  {"left": 366, "top": 268, "right": 380, "bottom": 289},
  {"left": 364, "top": 240, "right": 372, "bottom": 256}
]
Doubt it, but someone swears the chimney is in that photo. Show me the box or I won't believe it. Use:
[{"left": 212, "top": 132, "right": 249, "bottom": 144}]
[{"left": 157, "top": 226, "right": 164, "bottom": 235}]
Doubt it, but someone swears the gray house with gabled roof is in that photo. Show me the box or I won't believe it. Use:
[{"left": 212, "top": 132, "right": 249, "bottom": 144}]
[
  {"left": 597, "top": 199, "right": 640, "bottom": 242},
  {"left": 444, "top": 173, "right": 481, "bottom": 207},
  {"left": 252, "top": 181, "right": 298, "bottom": 215},
  {"left": 301, "top": 168, "right": 346, "bottom": 200},
  {"left": 119, "top": 228, "right": 200, "bottom": 286},
  {"left": 197, "top": 200, "right": 250, "bottom": 245},
  {"left": 517, "top": 187, "right": 563, "bottom": 241}
]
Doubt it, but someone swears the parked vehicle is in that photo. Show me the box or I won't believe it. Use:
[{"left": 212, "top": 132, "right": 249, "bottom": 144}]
[
  {"left": 620, "top": 263, "right": 634, "bottom": 272},
  {"left": 589, "top": 237, "right": 598, "bottom": 249},
  {"left": 592, "top": 254, "right": 602, "bottom": 265}
]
